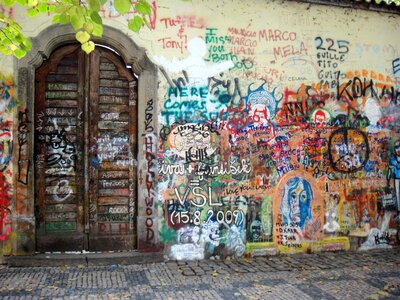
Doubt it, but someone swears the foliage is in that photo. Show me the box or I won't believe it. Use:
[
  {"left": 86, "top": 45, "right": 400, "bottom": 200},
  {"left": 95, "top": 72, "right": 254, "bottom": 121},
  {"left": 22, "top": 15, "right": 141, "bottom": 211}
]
[{"left": 0, "top": 0, "right": 151, "bottom": 58}]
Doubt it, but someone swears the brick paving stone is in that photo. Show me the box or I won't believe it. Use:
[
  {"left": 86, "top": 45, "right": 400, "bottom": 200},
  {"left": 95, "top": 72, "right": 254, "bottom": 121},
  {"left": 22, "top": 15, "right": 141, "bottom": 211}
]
[
  {"left": 295, "top": 283, "right": 337, "bottom": 300},
  {"left": 182, "top": 269, "right": 196, "bottom": 276},
  {"left": 262, "top": 283, "right": 314, "bottom": 300},
  {"left": 265, "top": 261, "right": 292, "bottom": 271},
  {"left": 317, "top": 279, "right": 383, "bottom": 299},
  {"left": 234, "top": 261, "right": 258, "bottom": 272},
  {"left": 191, "top": 268, "right": 206, "bottom": 275},
  {"left": 0, "top": 249, "right": 399, "bottom": 299}
]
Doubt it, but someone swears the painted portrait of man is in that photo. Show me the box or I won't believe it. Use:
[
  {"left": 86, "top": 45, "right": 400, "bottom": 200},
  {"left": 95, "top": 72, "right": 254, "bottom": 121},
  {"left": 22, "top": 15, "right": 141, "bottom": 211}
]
[
  {"left": 311, "top": 108, "right": 330, "bottom": 130},
  {"left": 280, "top": 177, "right": 313, "bottom": 229}
]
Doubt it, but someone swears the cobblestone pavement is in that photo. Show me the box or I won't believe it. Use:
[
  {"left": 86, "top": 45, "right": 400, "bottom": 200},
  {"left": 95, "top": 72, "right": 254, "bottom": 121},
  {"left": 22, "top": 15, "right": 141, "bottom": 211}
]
[{"left": 0, "top": 249, "right": 399, "bottom": 299}]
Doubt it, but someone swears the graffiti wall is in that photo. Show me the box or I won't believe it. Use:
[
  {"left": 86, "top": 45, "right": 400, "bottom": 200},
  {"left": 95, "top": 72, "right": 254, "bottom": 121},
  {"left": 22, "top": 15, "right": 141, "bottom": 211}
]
[
  {"left": 150, "top": 0, "right": 400, "bottom": 259},
  {"left": 1, "top": 0, "right": 400, "bottom": 257}
]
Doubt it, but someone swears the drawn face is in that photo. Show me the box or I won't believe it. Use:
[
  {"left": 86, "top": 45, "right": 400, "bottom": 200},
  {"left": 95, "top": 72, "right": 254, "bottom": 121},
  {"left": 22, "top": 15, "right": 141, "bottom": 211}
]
[
  {"left": 289, "top": 182, "right": 307, "bottom": 224},
  {"left": 209, "top": 225, "right": 220, "bottom": 243},
  {"left": 313, "top": 110, "right": 326, "bottom": 129},
  {"left": 281, "top": 177, "right": 313, "bottom": 229},
  {"left": 250, "top": 220, "right": 262, "bottom": 242},
  {"left": 203, "top": 221, "right": 221, "bottom": 247}
]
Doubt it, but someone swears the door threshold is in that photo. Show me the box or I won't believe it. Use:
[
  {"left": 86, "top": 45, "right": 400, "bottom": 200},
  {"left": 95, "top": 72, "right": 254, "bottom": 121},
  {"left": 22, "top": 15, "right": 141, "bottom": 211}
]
[{"left": 7, "top": 251, "right": 164, "bottom": 267}]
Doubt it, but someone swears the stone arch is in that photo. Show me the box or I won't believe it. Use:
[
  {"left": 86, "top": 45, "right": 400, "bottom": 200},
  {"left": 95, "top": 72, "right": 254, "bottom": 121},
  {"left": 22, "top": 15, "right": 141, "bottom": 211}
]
[{"left": 14, "top": 24, "right": 160, "bottom": 255}]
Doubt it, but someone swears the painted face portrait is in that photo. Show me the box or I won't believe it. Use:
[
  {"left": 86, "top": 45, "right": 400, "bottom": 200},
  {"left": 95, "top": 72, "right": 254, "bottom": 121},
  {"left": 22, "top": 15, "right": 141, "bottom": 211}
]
[
  {"left": 249, "top": 219, "right": 262, "bottom": 242},
  {"left": 281, "top": 177, "right": 313, "bottom": 229},
  {"left": 203, "top": 220, "right": 221, "bottom": 247},
  {"left": 313, "top": 110, "right": 326, "bottom": 129}
]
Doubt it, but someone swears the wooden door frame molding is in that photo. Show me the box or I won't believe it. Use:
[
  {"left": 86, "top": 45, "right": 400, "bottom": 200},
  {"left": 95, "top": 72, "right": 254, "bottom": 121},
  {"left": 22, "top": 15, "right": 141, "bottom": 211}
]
[{"left": 14, "top": 24, "right": 160, "bottom": 255}]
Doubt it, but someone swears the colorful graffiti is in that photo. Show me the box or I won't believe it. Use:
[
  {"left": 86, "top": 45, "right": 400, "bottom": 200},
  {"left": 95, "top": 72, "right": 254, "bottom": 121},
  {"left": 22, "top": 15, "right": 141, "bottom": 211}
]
[
  {"left": 2, "top": 0, "right": 399, "bottom": 259},
  {"left": 154, "top": 26, "right": 399, "bottom": 260},
  {"left": 0, "top": 73, "right": 18, "bottom": 243}
]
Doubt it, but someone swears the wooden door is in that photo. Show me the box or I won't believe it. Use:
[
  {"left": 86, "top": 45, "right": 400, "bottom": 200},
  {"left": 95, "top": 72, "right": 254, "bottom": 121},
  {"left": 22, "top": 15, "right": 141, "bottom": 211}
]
[{"left": 35, "top": 44, "right": 138, "bottom": 252}]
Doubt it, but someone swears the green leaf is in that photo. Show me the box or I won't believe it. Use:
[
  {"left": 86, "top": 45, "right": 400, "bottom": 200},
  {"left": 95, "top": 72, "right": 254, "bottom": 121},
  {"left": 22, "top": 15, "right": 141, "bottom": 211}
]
[
  {"left": 71, "top": 14, "right": 85, "bottom": 30},
  {"left": 114, "top": 0, "right": 131, "bottom": 15},
  {"left": 48, "top": 5, "right": 57, "bottom": 13},
  {"left": 52, "top": 15, "right": 61, "bottom": 23},
  {"left": 135, "top": 0, "right": 151, "bottom": 15},
  {"left": 7, "top": 25, "right": 20, "bottom": 35},
  {"left": 1, "top": 35, "right": 12, "bottom": 46},
  {"left": 27, "top": 8, "right": 39, "bottom": 17},
  {"left": 37, "top": 3, "right": 49, "bottom": 13},
  {"left": 88, "top": 0, "right": 100, "bottom": 12},
  {"left": 84, "top": 22, "right": 94, "bottom": 34},
  {"left": 55, "top": 5, "right": 70, "bottom": 14},
  {"left": 21, "top": 39, "right": 32, "bottom": 50},
  {"left": 76, "top": 31, "right": 90, "bottom": 44},
  {"left": 8, "top": 44, "right": 17, "bottom": 51},
  {"left": 128, "top": 16, "right": 143, "bottom": 32},
  {"left": 4, "top": 0, "right": 17, "bottom": 6},
  {"left": 19, "top": 42, "right": 30, "bottom": 51},
  {"left": 27, "top": 0, "right": 38, "bottom": 6},
  {"left": 16, "top": 0, "right": 28, "bottom": 5},
  {"left": 14, "top": 34, "right": 23, "bottom": 43},
  {"left": 13, "top": 48, "right": 26, "bottom": 59},
  {"left": 143, "top": 16, "right": 150, "bottom": 29},
  {"left": 70, "top": 6, "right": 78, "bottom": 16},
  {"left": 81, "top": 41, "right": 95, "bottom": 54},
  {"left": 90, "top": 11, "right": 102, "bottom": 25},
  {"left": 92, "top": 22, "right": 103, "bottom": 37},
  {"left": 77, "top": 4, "right": 87, "bottom": 16},
  {"left": 59, "top": 14, "right": 70, "bottom": 24},
  {"left": 99, "top": 0, "right": 107, "bottom": 4},
  {"left": 1, "top": 48, "right": 13, "bottom": 56}
]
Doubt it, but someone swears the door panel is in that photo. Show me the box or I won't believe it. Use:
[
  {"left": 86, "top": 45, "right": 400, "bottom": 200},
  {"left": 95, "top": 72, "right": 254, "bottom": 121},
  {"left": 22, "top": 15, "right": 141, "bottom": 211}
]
[
  {"left": 35, "top": 45, "right": 138, "bottom": 252},
  {"left": 35, "top": 45, "right": 85, "bottom": 252},
  {"left": 88, "top": 49, "right": 138, "bottom": 251}
]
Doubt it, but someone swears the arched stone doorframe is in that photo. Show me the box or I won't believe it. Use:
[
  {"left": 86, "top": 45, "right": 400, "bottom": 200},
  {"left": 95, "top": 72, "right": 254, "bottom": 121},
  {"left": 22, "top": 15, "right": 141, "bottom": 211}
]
[{"left": 13, "top": 24, "right": 160, "bottom": 255}]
